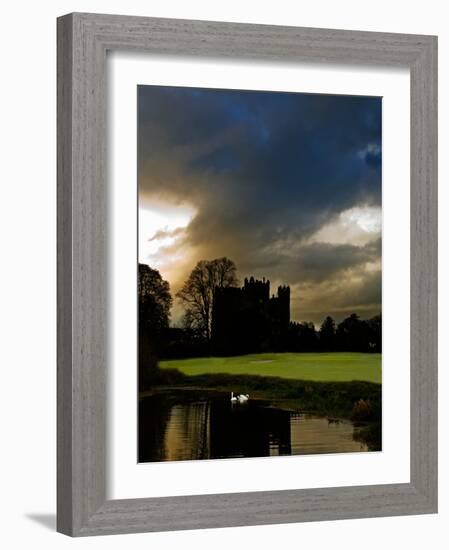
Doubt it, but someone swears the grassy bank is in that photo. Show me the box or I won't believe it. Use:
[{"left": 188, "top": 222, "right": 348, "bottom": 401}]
[
  {"left": 159, "top": 352, "right": 381, "bottom": 384},
  {"left": 156, "top": 372, "right": 380, "bottom": 419}
]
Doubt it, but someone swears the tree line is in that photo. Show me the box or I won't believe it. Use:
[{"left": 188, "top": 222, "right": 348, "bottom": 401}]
[
  {"left": 139, "top": 259, "right": 381, "bottom": 363},
  {"left": 289, "top": 313, "right": 381, "bottom": 353}
]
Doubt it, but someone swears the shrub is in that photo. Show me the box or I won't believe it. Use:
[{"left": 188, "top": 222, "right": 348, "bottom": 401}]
[{"left": 351, "top": 399, "right": 373, "bottom": 421}]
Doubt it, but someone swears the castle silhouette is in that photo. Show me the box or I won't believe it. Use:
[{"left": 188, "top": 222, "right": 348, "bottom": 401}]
[{"left": 212, "top": 276, "right": 290, "bottom": 355}]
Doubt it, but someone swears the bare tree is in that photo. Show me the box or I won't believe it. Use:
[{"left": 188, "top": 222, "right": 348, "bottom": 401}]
[{"left": 177, "top": 257, "right": 238, "bottom": 340}]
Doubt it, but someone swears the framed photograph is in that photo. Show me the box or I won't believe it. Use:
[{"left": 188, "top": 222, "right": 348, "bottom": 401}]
[{"left": 57, "top": 13, "right": 437, "bottom": 536}]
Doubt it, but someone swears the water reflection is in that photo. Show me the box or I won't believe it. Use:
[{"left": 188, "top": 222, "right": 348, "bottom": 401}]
[{"left": 138, "top": 390, "right": 368, "bottom": 463}]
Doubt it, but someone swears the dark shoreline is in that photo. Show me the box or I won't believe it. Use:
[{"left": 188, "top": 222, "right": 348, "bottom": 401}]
[{"left": 141, "top": 372, "right": 382, "bottom": 451}]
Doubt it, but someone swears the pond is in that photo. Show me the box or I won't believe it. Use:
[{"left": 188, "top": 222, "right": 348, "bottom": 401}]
[{"left": 138, "top": 389, "right": 369, "bottom": 463}]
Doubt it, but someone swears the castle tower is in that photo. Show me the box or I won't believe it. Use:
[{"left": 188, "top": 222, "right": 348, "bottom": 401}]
[
  {"left": 243, "top": 276, "right": 270, "bottom": 303},
  {"left": 277, "top": 285, "right": 291, "bottom": 334},
  {"left": 211, "top": 276, "right": 291, "bottom": 355}
]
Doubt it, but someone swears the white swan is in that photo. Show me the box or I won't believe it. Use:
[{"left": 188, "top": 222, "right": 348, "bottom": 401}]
[
  {"left": 237, "top": 394, "right": 249, "bottom": 403},
  {"left": 230, "top": 392, "right": 238, "bottom": 402}
]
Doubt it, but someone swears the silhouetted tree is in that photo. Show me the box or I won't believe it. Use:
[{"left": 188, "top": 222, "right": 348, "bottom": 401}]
[
  {"left": 177, "top": 257, "right": 238, "bottom": 341},
  {"left": 139, "top": 264, "right": 172, "bottom": 332},
  {"left": 288, "top": 321, "right": 317, "bottom": 351},
  {"left": 336, "top": 313, "right": 370, "bottom": 352},
  {"left": 299, "top": 322, "right": 318, "bottom": 351},
  {"left": 367, "top": 314, "right": 382, "bottom": 352},
  {"left": 138, "top": 263, "right": 172, "bottom": 387},
  {"left": 319, "top": 316, "right": 336, "bottom": 351}
]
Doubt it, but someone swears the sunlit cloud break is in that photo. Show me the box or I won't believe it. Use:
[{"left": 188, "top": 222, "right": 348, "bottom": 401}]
[{"left": 308, "top": 206, "right": 381, "bottom": 247}]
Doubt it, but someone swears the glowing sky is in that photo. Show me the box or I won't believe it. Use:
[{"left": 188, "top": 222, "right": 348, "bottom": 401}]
[{"left": 138, "top": 86, "right": 382, "bottom": 326}]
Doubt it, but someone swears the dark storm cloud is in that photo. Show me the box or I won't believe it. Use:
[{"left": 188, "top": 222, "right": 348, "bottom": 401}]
[
  {"left": 293, "top": 269, "right": 382, "bottom": 326},
  {"left": 226, "top": 236, "right": 381, "bottom": 287},
  {"left": 138, "top": 85, "right": 382, "bottom": 322},
  {"left": 253, "top": 238, "right": 381, "bottom": 284},
  {"left": 293, "top": 239, "right": 381, "bottom": 282}
]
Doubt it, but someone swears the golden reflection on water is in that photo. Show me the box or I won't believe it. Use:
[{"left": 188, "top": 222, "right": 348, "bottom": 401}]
[
  {"left": 152, "top": 396, "right": 368, "bottom": 462},
  {"left": 164, "top": 402, "right": 211, "bottom": 461},
  {"left": 289, "top": 414, "right": 368, "bottom": 454}
]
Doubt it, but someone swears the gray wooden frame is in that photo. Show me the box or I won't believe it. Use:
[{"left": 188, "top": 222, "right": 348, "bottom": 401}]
[{"left": 57, "top": 12, "right": 438, "bottom": 537}]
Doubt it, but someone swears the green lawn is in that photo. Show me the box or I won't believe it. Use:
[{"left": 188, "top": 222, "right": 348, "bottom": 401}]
[{"left": 159, "top": 352, "right": 381, "bottom": 384}]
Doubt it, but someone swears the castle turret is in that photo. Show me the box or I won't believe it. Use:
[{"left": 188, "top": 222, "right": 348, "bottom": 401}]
[
  {"left": 243, "top": 276, "right": 270, "bottom": 302},
  {"left": 277, "top": 285, "right": 291, "bottom": 333}
]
